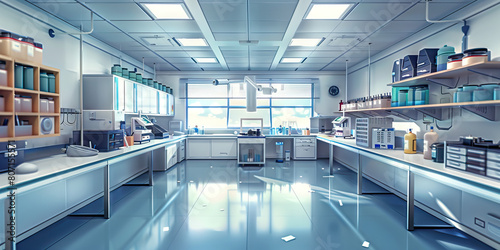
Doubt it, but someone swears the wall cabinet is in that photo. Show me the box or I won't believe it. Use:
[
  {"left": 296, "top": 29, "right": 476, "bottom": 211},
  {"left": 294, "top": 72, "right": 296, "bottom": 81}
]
[{"left": 83, "top": 75, "right": 174, "bottom": 116}]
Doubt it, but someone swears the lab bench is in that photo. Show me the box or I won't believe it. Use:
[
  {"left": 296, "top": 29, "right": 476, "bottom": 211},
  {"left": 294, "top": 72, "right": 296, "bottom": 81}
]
[
  {"left": 0, "top": 136, "right": 186, "bottom": 246},
  {"left": 318, "top": 136, "right": 500, "bottom": 249}
]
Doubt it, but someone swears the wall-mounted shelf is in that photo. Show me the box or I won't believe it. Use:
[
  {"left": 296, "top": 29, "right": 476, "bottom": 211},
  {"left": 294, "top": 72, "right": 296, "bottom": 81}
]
[
  {"left": 343, "top": 100, "right": 500, "bottom": 121},
  {"left": 0, "top": 55, "right": 60, "bottom": 142},
  {"left": 388, "top": 61, "right": 500, "bottom": 88}
]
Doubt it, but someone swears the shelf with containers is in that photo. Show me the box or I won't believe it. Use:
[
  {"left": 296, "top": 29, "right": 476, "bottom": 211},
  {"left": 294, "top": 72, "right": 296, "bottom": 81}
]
[{"left": 0, "top": 54, "right": 60, "bottom": 141}]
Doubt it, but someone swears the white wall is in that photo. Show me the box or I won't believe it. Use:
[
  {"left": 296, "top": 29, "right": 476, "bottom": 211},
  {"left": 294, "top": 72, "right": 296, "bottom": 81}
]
[
  {"left": 346, "top": 1, "right": 500, "bottom": 141},
  {"left": 0, "top": 0, "right": 154, "bottom": 148},
  {"left": 155, "top": 71, "right": 345, "bottom": 130}
]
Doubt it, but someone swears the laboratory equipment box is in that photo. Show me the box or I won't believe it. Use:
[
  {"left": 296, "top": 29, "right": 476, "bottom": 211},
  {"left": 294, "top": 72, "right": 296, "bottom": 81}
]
[
  {"left": 73, "top": 130, "right": 124, "bottom": 152},
  {"left": 400, "top": 55, "right": 418, "bottom": 80},
  {"left": 445, "top": 143, "right": 487, "bottom": 176},
  {"left": 417, "top": 48, "right": 439, "bottom": 75},
  {"left": 355, "top": 117, "right": 393, "bottom": 148},
  {"left": 392, "top": 59, "right": 402, "bottom": 83}
]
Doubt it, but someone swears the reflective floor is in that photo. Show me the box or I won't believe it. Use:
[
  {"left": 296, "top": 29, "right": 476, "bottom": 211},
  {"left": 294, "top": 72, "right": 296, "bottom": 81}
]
[{"left": 19, "top": 159, "right": 493, "bottom": 250}]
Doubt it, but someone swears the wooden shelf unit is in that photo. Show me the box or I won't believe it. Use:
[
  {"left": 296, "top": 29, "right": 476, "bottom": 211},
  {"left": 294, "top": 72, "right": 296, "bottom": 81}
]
[{"left": 0, "top": 55, "right": 60, "bottom": 142}]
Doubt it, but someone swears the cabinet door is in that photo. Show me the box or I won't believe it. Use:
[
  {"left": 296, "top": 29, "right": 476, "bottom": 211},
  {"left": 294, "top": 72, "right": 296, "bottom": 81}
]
[
  {"left": 115, "top": 76, "right": 125, "bottom": 111},
  {"left": 136, "top": 84, "right": 143, "bottom": 113},
  {"left": 167, "top": 93, "right": 174, "bottom": 116},
  {"left": 151, "top": 90, "right": 159, "bottom": 114},
  {"left": 159, "top": 92, "right": 167, "bottom": 115},
  {"left": 295, "top": 146, "right": 315, "bottom": 158},
  {"left": 212, "top": 139, "right": 237, "bottom": 158},
  {"left": 124, "top": 80, "right": 135, "bottom": 113},
  {"left": 187, "top": 139, "right": 211, "bottom": 159}
]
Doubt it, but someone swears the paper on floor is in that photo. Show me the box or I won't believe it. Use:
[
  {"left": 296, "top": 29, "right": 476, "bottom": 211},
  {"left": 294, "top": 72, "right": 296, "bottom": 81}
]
[
  {"left": 281, "top": 235, "right": 296, "bottom": 242},
  {"left": 362, "top": 241, "right": 370, "bottom": 248}
]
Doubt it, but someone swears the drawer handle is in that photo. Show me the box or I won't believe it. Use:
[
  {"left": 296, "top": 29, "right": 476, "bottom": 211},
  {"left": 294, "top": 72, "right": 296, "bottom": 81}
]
[
  {"left": 448, "top": 154, "right": 461, "bottom": 159},
  {"left": 448, "top": 147, "right": 461, "bottom": 152},
  {"left": 488, "top": 213, "right": 500, "bottom": 223},
  {"left": 448, "top": 161, "right": 460, "bottom": 167}
]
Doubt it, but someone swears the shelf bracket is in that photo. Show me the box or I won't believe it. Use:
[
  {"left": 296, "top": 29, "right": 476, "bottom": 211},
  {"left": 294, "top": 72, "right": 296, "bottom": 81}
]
[
  {"left": 426, "top": 78, "right": 459, "bottom": 88},
  {"left": 467, "top": 69, "right": 500, "bottom": 81},
  {"left": 463, "top": 106, "right": 498, "bottom": 121},
  {"left": 418, "top": 108, "right": 443, "bottom": 121},
  {"left": 389, "top": 109, "right": 419, "bottom": 120}
]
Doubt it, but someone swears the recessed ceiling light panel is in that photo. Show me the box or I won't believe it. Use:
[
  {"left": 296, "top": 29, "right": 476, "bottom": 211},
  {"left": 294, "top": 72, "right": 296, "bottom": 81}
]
[
  {"left": 305, "top": 4, "right": 352, "bottom": 19},
  {"left": 194, "top": 58, "right": 218, "bottom": 63},
  {"left": 290, "top": 38, "right": 322, "bottom": 46},
  {"left": 281, "top": 58, "right": 303, "bottom": 63},
  {"left": 144, "top": 4, "right": 190, "bottom": 19},
  {"left": 176, "top": 38, "right": 208, "bottom": 46}
]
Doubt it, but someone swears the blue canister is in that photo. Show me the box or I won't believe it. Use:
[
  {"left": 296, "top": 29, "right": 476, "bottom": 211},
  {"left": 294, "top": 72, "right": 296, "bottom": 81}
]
[
  {"left": 121, "top": 68, "right": 128, "bottom": 79},
  {"left": 398, "top": 89, "right": 408, "bottom": 106},
  {"left": 48, "top": 73, "right": 56, "bottom": 93},
  {"left": 40, "top": 72, "right": 48, "bottom": 92},
  {"left": 481, "top": 84, "right": 499, "bottom": 98},
  {"left": 472, "top": 87, "right": 492, "bottom": 101},
  {"left": 142, "top": 78, "right": 148, "bottom": 85},
  {"left": 148, "top": 79, "right": 154, "bottom": 87},
  {"left": 414, "top": 87, "right": 428, "bottom": 105},
  {"left": 462, "top": 85, "right": 478, "bottom": 92},
  {"left": 453, "top": 87, "right": 463, "bottom": 103},
  {"left": 153, "top": 81, "right": 158, "bottom": 89},
  {"left": 407, "top": 87, "right": 415, "bottom": 106},
  {"left": 158, "top": 83, "right": 162, "bottom": 91},
  {"left": 162, "top": 85, "right": 167, "bottom": 92},
  {"left": 494, "top": 88, "right": 500, "bottom": 100},
  {"left": 169, "top": 88, "right": 173, "bottom": 95},
  {"left": 166, "top": 87, "right": 171, "bottom": 94},
  {"left": 111, "top": 64, "right": 122, "bottom": 77},
  {"left": 23, "top": 66, "right": 34, "bottom": 90},
  {"left": 436, "top": 45, "right": 455, "bottom": 71},
  {"left": 14, "top": 64, "right": 23, "bottom": 88}
]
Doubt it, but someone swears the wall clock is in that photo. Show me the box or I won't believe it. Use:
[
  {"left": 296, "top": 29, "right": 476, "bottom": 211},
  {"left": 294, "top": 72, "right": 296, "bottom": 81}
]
[{"left": 329, "top": 85, "right": 340, "bottom": 96}]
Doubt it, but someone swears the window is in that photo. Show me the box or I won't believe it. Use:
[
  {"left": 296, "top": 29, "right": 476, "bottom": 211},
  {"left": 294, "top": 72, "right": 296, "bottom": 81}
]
[{"left": 186, "top": 81, "right": 313, "bottom": 129}]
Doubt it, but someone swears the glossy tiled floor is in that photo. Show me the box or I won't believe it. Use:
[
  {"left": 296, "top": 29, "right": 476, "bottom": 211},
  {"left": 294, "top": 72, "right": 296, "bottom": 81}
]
[{"left": 19, "top": 159, "right": 493, "bottom": 250}]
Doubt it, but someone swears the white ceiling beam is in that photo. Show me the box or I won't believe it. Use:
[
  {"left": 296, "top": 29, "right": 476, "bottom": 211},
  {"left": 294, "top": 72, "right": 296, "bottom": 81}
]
[
  {"left": 269, "top": 0, "right": 312, "bottom": 70},
  {"left": 184, "top": 0, "right": 228, "bottom": 70}
]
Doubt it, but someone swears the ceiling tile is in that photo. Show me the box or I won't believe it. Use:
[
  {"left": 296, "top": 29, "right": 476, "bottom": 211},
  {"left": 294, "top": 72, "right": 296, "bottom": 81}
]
[
  {"left": 333, "top": 20, "right": 383, "bottom": 33},
  {"left": 222, "top": 50, "right": 248, "bottom": 57},
  {"left": 396, "top": 2, "right": 470, "bottom": 21},
  {"left": 86, "top": 3, "right": 151, "bottom": 21},
  {"left": 156, "top": 51, "right": 191, "bottom": 57},
  {"left": 200, "top": 1, "right": 246, "bottom": 21},
  {"left": 345, "top": 3, "right": 413, "bottom": 21},
  {"left": 249, "top": 2, "right": 297, "bottom": 21},
  {"left": 69, "top": 20, "right": 118, "bottom": 33},
  {"left": 303, "top": 57, "right": 334, "bottom": 64},
  {"left": 31, "top": 2, "right": 101, "bottom": 21},
  {"left": 225, "top": 57, "right": 249, "bottom": 64},
  {"left": 156, "top": 20, "right": 202, "bottom": 33},
  {"left": 185, "top": 50, "right": 216, "bottom": 57},
  {"left": 112, "top": 21, "right": 164, "bottom": 33},
  {"left": 296, "top": 20, "right": 341, "bottom": 33},
  {"left": 251, "top": 33, "right": 284, "bottom": 41},
  {"left": 207, "top": 20, "right": 246, "bottom": 32},
  {"left": 283, "top": 50, "right": 311, "bottom": 57},
  {"left": 250, "top": 21, "right": 289, "bottom": 33},
  {"left": 214, "top": 32, "right": 247, "bottom": 41}
]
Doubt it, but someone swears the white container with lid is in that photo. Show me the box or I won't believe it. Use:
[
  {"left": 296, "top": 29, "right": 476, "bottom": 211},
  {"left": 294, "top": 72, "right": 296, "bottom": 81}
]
[
  {"left": 462, "top": 48, "right": 489, "bottom": 66},
  {"left": 21, "top": 97, "right": 32, "bottom": 112},
  {"left": 40, "top": 99, "right": 49, "bottom": 113}
]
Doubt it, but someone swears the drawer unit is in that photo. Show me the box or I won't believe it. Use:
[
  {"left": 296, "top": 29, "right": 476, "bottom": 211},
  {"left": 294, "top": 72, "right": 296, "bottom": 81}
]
[
  {"left": 447, "top": 153, "right": 466, "bottom": 162},
  {"left": 447, "top": 160, "right": 467, "bottom": 171},
  {"left": 487, "top": 149, "right": 500, "bottom": 180},
  {"left": 293, "top": 137, "right": 316, "bottom": 160},
  {"left": 178, "top": 140, "right": 185, "bottom": 162},
  {"left": 447, "top": 146, "right": 466, "bottom": 155}
]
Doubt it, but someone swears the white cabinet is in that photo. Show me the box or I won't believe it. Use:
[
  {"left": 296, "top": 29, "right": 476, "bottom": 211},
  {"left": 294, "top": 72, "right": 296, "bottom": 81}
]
[
  {"left": 166, "top": 144, "right": 178, "bottom": 169},
  {"left": 178, "top": 140, "right": 185, "bottom": 162},
  {"left": 167, "top": 93, "right": 174, "bottom": 116},
  {"left": 187, "top": 139, "right": 211, "bottom": 159},
  {"left": 294, "top": 137, "right": 317, "bottom": 160},
  {"left": 212, "top": 139, "right": 237, "bottom": 158},
  {"left": 159, "top": 92, "right": 167, "bottom": 115},
  {"left": 187, "top": 138, "right": 237, "bottom": 159}
]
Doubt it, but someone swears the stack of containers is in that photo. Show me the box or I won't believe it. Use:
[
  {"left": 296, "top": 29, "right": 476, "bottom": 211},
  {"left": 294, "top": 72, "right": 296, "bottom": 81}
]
[
  {"left": 0, "top": 61, "right": 6, "bottom": 86},
  {"left": 0, "top": 30, "right": 44, "bottom": 64}
]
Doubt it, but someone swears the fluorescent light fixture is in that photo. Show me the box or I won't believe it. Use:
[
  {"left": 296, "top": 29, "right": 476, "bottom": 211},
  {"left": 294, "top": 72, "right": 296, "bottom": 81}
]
[
  {"left": 194, "top": 58, "right": 218, "bottom": 63},
  {"left": 163, "top": 227, "right": 170, "bottom": 232},
  {"left": 144, "top": 4, "right": 190, "bottom": 19},
  {"left": 290, "top": 38, "right": 322, "bottom": 46},
  {"left": 305, "top": 4, "right": 351, "bottom": 19},
  {"left": 281, "top": 58, "right": 303, "bottom": 63},
  {"left": 176, "top": 38, "right": 208, "bottom": 46}
]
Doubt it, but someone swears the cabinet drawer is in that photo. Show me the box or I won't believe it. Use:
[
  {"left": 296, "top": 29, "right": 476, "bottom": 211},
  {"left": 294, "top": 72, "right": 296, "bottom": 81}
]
[
  {"left": 447, "top": 153, "right": 466, "bottom": 163},
  {"left": 486, "top": 168, "right": 500, "bottom": 179},
  {"left": 467, "top": 148, "right": 486, "bottom": 158},
  {"left": 296, "top": 143, "right": 315, "bottom": 147},
  {"left": 295, "top": 138, "right": 315, "bottom": 144},
  {"left": 447, "top": 160, "right": 466, "bottom": 170},
  {"left": 488, "top": 160, "right": 500, "bottom": 171},
  {"left": 487, "top": 150, "right": 500, "bottom": 162},
  {"left": 462, "top": 192, "right": 500, "bottom": 241},
  {"left": 447, "top": 146, "right": 466, "bottom": 155},
  {"left": 295, "top": 147, "right": 315, "bottom": 158}
]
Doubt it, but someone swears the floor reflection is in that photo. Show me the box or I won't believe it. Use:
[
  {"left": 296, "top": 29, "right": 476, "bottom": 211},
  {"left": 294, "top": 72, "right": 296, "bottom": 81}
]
[{"left": 18, "top": 159, "right": 493, "bottom": 250}]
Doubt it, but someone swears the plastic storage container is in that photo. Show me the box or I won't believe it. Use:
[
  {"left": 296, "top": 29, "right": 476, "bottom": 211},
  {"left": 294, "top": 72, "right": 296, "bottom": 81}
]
[
  {"left": 40, "top": 99, "right": 49, "bottom": 113},
  {"left": 398, "top": 89, "right": 408, "bottom": 106},
  {"left": 158, "top": 83, "right": 162, "bottom": 91},
  {"left": 23, "top": 66, "right": 34, "bottom": 90},
  {"left": 0, "top": 96, "right": 4, "bottom": 111},
  {"left": 463, "top": 48, "right": 489, "bottom": 66},
  {"left": 48, "top": 73, "right": 56, "bottom": 93},
  {"left": 162, "top": 85, "right": 167, "bottom": 92},
  {"left": 0, "top": 125, "right": 7, "bottom": 138},
  {"left": 136, "top": 73, "right": 142, "bottom": 83},
  {"left": 415, "top": 87, "right": 428, "bottom": 105},
  {"left": 436, "top": 45, "right": 455, "bottom": 71},
  {"left": 14, "top": 96, "right": 21, "bottom": 111},
  {"left": 142, "top": 78, "right": 148, "bottom": 85},
  {"left": 447, "top": 53, "right": 463, "bottom": 69},
  {"left": 128, "top": 71, "right": 136, "bottom": 82},
  {"left": 404, "top": 129, "right": 417, "bottom": 154},
  {"left": 494, "top": 88, "right": 500, "bottom": 100},
  {"left": 15, "top": 64, "right": 23, "bottom": 88},
  {"left": 407, "top": 87, "right": 415, "bottom": 106},
  {"left": 456, "top": 88, "right": 472, "bottom": 102},
  {"left": 453, "top": 87, "right": 463, "bottom": 103},
  {"left": 148, "top": 78, "right": 153, "bottom": 87},
  {"left": 0, "top": 30, "right": 23, "bottom": 60},
  {"left": 0, "top": 61, "right": 6, "bottom": 86},
  {"left": 40, "top": 72, "right": 48, "bottom": 92},
  {"left": 472, "top": 87, "right": 492, "bottom": 101},
  {"left": 15, "top": 125, "right": 32, "bottom": 137},
  {"left": 21, "top": 97, "right": 32, "bottom": 112},
  {"left": 153, "top": 81, "right": 158, "bottom": 89},
  {"left": 21, "top": 37, "right": 35, "bottom": 62},
  {"left": 48, "top": 99, "right": 54, "bottom": 113},
  {"left": 121, "top": 68, "right": 128, "bottom": 79},
  {"left": 34, "top": 42, "right": 43, "bottom": 64},
  {"left": 423, "top": 126, "right": 438, "bottom": 160},
  {"left": 111, "top": 64, "right": 122, "bottom": 77}
]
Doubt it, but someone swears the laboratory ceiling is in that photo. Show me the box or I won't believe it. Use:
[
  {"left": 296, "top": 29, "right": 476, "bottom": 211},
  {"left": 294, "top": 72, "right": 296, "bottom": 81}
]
[{"left": 26, "top": 0, "right": 475, "bottom": 71}]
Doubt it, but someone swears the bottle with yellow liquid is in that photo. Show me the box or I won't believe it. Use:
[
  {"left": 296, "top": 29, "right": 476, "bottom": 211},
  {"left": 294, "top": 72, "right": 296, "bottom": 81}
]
[{"left": 404, "top": 129, "right": 417, "bottom": 154}]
